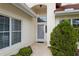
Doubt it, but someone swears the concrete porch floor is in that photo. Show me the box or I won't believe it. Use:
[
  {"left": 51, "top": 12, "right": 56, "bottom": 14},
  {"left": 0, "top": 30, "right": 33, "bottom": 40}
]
[{"left": 31, "top": 43, "right": 52, "bottom": 56}]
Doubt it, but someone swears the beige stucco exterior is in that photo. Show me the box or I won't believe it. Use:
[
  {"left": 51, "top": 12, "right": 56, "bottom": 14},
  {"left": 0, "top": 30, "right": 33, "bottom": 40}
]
[
  {"left": 0, "top": 3, "right": 56, "bottom": 55},
  {"left": 56, "top": 14, "right": 79, "bottom": 19},
  {"left": 30, "top": 3, "right": 56, "bottom": 46},
  {"left": 31, "top": 4, "right": 47, "bottom": 16},
  {"left": 0, "top": 3, "right": 36, "bottom": 55}
]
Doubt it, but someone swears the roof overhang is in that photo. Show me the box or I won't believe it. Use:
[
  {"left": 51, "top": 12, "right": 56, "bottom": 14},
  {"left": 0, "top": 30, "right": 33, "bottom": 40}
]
[
  {"left": 55, "top": 10, "right": 79, "bottom": 16},
  {"left": 12, "top": 3, "right": 37, "bottom": 17}
]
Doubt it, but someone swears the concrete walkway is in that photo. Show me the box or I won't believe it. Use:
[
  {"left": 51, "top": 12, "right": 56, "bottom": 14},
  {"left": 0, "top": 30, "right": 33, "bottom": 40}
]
[{"left": 31, "top": 43, "right": 52, "bottom": 56}]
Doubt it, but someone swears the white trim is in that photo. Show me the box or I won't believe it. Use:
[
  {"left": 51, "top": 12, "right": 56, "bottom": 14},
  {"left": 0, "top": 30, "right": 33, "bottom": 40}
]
[
  {"left": 37, "top": 23, "right": 44, "bottom": 42},
  {"left": 0, "top": 9, "right": 23, "bottom": 21},
  {"left": 38, "top": 22, "right": 46, "bottom": 24},
  {"left": 36, "top": 18, "right": 37, "bottom": 42},
  {"left": 55, "top": 9, "right": 79, "bottom": 16},
  {"left": 37, "top": 22, "right": 47, "bottom": 42},
  {"left": 0, "top": 14, "right": 22, "bottom": 49},
  {"left": 55, "top": 9, "right": 79, "bottom": 14},
  {"left": 26, "top": 3, "right": 47, "bottom": 8},
  {"left": 60, "top": 18, "right": 79, "bottom": 27},
  {"left": 71, "top": 18, "right": 79, "bottom": 27},
  {"left": 12, "top": 3, "right": 37, "bottom": 17},
  {"left": 11, "top": 18, "right": 21, "bottom": 45},
  {"left": 10, "top": 17, "right": 12, "bottom": 46},
  {"left": 0, "top": 15, "right": 10, "bottom": 50}
]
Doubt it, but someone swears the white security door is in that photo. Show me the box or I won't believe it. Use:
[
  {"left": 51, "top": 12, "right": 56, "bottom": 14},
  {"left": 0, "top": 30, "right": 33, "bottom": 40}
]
[{"left": 37, "top": 24, "right": 45, "bottom": 42}]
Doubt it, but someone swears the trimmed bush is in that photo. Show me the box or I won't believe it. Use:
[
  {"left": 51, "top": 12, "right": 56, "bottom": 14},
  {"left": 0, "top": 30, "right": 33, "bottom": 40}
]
[
  {"left": 50, "top": 20, "right": 78, "bottom": 56},
  {"left": 16, "top": 46, "right": 32, "bottom": 56},
  {"left": 75, "top": 29, "right": 79, "bottom": 42}
]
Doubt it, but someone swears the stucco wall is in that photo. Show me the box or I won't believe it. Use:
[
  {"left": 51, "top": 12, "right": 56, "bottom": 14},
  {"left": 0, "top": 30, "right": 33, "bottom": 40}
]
[
  {"left": 56, "top": 14, "right": 79, "bottom": 20},
  {"left": 47, "top": 3, "right": 55, "bottom": 46},
  {"left": 0, "top": 3, "right": 36, "bottom": 56}
]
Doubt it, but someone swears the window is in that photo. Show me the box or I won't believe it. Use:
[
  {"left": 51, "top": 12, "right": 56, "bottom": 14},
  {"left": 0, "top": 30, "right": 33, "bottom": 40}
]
[
  {"left": 72, "top": 19, "right": 79, "bottom": 28},
  {"left": 60, "top": 19, "right": 79, "bottom": 28},
  {"left": 12, "top": 19, "right": 21, "bottom": 31},
  {"left": 45, "top": 25, "right": 47, "bottom": 33},
  {"left": 0, "top": 15, "right": 21, "bottom": 49},
  {"left": 40, "top": 16, "right": 47, "bottom": 21},
  {"left": 0, "top": 15, "right": 9, "bottom": 49},
  {"left": 11, "top": 19, "right": 21, "bottom": 45},
  {"left": 37, "top": 16, "right": 47, "bottom": 22},
  {"left": 60, "top": 19, "right": 71, "bottom": 24}
]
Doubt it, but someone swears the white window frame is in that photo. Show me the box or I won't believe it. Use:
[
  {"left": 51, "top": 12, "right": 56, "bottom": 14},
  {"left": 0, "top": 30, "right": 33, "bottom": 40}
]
[
  {"left": 0, "top": 16, "right": 10, "bottom": 49},
  {"left": 60, "top": 18, "right": 79, "bottom": 27},
  {"left": 0, "top": 14, "right": 21, "bottom": 49},
  {"left": 11, "top": 18, "right": 21, "bottom": 45},
  {"left": 71, "top": 18, "right": 79, "bottom": 28},
  {"left": 10, "top": 17, "right": 12, "bottom": 46}
]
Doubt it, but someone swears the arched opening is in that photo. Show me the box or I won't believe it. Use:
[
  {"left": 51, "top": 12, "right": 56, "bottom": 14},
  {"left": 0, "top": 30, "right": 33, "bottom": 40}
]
[
  {"left": 32, "top": 4, "right": 47, "bottom": 16},
  {"left": 31, "top": 4, "right": 47, "bottom": 43}
]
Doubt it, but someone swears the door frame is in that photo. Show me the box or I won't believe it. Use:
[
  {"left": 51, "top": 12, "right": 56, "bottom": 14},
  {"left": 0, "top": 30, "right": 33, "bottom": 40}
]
[{"left": 37, "top": 22, "right": 46, "bottom": 42}]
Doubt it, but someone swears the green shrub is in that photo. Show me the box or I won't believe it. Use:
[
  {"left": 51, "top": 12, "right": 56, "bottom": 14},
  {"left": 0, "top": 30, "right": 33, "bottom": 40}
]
[
  {"left": 50, "top": 20, "right": 78, "bottom": 56},
  {"left": 75, "top": 29, "right": 79, "bottom": 42},
  {"left": 16, "top": 46, "right": 32, "bottom": 56}
]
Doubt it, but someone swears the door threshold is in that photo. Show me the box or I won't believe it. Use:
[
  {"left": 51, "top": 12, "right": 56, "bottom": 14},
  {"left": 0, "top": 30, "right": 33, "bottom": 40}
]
[{"left": 37, "top": 41, "right": 44, "bottom": 43}]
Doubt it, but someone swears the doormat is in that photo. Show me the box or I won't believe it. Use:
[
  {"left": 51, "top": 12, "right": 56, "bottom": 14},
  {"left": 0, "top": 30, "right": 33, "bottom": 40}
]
[{"left": 37, "top": 42, "right": 44, "bottom": 43}]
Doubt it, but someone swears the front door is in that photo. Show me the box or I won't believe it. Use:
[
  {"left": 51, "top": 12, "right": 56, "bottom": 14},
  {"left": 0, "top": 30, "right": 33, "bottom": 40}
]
[{"left": 37, "top": 23, "right": 45, "bottom": 42}]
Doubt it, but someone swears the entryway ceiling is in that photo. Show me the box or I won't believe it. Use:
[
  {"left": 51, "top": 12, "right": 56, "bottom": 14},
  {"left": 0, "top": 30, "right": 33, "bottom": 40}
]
[{"left": 31, "top": 4, "right": 47, "bottom": 16}]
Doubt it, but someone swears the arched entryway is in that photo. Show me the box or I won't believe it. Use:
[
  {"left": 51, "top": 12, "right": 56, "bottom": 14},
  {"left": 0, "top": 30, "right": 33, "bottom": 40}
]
[{"left": 31, "top": 4, "right": 47, "bottom": 43}]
